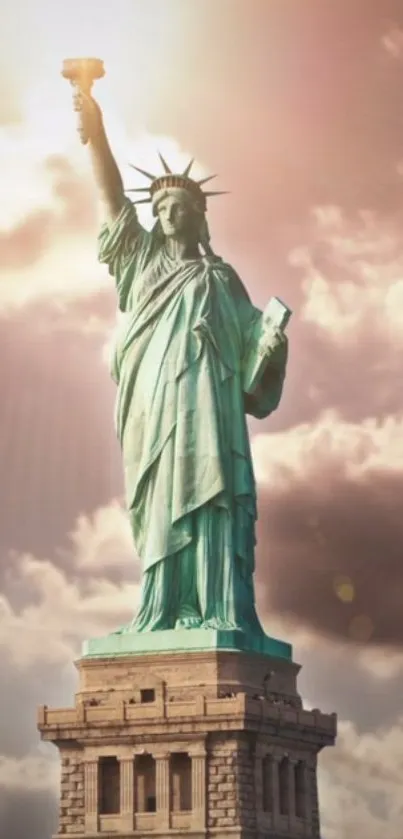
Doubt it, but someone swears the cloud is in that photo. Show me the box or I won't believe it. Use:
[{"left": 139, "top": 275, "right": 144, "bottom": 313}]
[
  {"left": 0, "top": 153, "right": 97, "bottom": 255},
  {"left": 253, "top": 411, "right": 403, "bottom": 646},
  {"left": 0, "top": 130, "right": 209, "bottom": 314},
  {"left": 0, "top": 498, "right": 140, "bottom": 838},
  {"left": 0, "top": 147, "right": 106, "bottom": 311},
  {"left": 0, "top": 502, "right": 140, "bottom": 832},
  {"left": 0, "top": 754, "right": 59, "bottom": 793},
  {"left": 1, "top": 498, "right": 403, "bottom": 839},
  {"left": 290, "top": 205, "right": 403, "bottom": 342},
  {"left": 253, "top": 410, "right": 403, "bottom": 484},
  {"left": 0, "top": 554, "right": 135, "bottom": 667},
  {"left": 0, "top": 502, "right": 139, "bottom": 669},
  {"left": 319, "top": 718, "right": 403, "bottom": 839},
  {"left": 1, "top": 3, "right": 403, "bottom": 838},
  {"left": 252, "top": 203, "right": 403, "bottom": 438},
  {"left": 278, "top": 627, "right": 403, "bottom": 732},
  {"left": 382, "top": 26, "right": 403, "bottom": 59},
  {"left": 70, "top": 500, "right": 136, "bottom": 571},
  {"left": 0, "top": 788, "right": 58, "bottom": 839}
]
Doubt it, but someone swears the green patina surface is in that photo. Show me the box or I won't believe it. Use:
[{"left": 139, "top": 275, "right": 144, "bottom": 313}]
[
  {"left": 82, "top": 177, "right": 291, "bottom": 659},
  {"left": 82, "top": 628, "right": 292, "bottom": 660}
]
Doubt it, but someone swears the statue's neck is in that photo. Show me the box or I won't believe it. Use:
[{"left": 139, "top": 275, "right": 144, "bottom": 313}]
[{"left": 164, "top": 237, "right": 200, "bottom": 261}]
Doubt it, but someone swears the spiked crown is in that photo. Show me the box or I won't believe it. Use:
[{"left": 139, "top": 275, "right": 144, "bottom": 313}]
[{"left": 126, "top": 153, "right": 228, "bottom": 215}]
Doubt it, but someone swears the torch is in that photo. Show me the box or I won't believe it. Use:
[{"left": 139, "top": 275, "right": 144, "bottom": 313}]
[{"left": 61, "top": 58, "right": 105, "bottom": 145}]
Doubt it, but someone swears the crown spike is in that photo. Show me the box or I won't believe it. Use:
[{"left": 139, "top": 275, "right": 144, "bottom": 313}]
[
  {"left": 128, "top": 164, "right": 156, "bottom": 181},
  {"left": 203, "top": 190, "right": 230, "bottom": 198},
  {"left": 182, "top": 158, "right": 194, "bottom": 177},
  {"left": 197, "top": 174, "right": 217, "bottom": 186},
  {"left": 130, "top": 197, "right": 153, "bottom": 205},
  {"left": 125, "top": 187, "right": 151, "bottom": 193},
  {"left": 158, "top": 152, "right": 172, "bottom": 174}
]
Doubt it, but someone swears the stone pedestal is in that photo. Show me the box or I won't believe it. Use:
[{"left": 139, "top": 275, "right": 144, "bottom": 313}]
[{"left": 38, "top": 641, "right": 336, "bottom": 838}]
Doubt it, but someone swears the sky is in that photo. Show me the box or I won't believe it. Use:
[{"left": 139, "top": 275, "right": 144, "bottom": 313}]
[{"left": 1, "top": 0, "right": 403, "bottom": 836}]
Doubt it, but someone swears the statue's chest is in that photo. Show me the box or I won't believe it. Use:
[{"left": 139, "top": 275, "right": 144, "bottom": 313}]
[
  {"left": 134, "top": 252, "right": 167, "bottom": 304},
  {"left": 134, "top": 252, "right": 210, "bottom": 307}
]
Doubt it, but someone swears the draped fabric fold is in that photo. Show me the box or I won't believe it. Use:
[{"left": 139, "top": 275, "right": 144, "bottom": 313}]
[{"left": 98, "top": 199, "right": 287, "bottom": 633}]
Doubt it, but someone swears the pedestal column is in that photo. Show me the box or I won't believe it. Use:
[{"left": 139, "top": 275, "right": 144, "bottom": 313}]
[
  {"left": 255, "top": 747, "right": 264, "bottom": 815},
  {"left": 84, "top": 759, "right": 98, "bottom": 833},
  {"left": 288, "top": 756, "right": 297, "bottom": 829},
  {"left": 305, "top": 757, "right": 316, "bottom": 837},
  {"left": 271, "top": 754, "right": 282, "bottom": 831},
  {"left": 302, "top": 762, "right": 310, "bottom": 819},
  {"left": 190, "top": 747, "right": 206, "bottom": 830},
  {"left": 255, "top": 744, "right": 272, "bottom": 833},
  {"left": 119, "top": 756, "right": 134, "bottom": 831},
  {"left": 155, "top": 751, "right": 170, "bottom": 831}
]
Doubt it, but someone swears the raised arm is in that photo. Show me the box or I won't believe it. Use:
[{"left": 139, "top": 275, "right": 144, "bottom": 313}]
[
  {"left": 73, "top": 90, "right": 125, "bottom": 224},
  {"left": 72, "top": 90, "right": 152, "bottom": 310}
]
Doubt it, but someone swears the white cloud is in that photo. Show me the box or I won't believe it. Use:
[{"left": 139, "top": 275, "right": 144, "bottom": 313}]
[
  {"left": 0, "top": 502, "right": 140, "bottom": 668},
  {"left": 0, "top": 113, "right": 209, "bottom": 314},
  {"left": 252, "top": 411, "right": 403, "bottom": 488},
  {"left": 289, "top": 206, "right": 403, "bottom": 342},
  {"left": 320, "top": 719, "right": 403, "bottom": 839},
  {"left": 70, "top": 500, "right": 135, "bottom": 569},
  {"left": 357, "top": 650, "right": 403, "bottom": 681},
  {"left": 1, "top": 499, "right": 403, "bottom": 839},
  {"left": 0, "top": 556, "right": 138, "bottom": 667},
  {"left": 0, "top": 753, "right": 59, "bottom": 793},
  {"left": 268, "top": 620, "right": 403, "bottom": 702},
  {"left": 0, "top": 236, "right": 108, "bottom": 311},
  {"left": 382, "top": 27, "right": 403, "bottom": 60}
]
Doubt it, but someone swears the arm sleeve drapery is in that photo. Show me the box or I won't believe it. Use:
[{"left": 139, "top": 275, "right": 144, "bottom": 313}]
[{"left": 97, "top": 198, "right": 151, "bottom": 311}]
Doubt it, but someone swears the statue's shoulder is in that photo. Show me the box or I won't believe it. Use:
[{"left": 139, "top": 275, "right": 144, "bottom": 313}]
[
  {"left": 211, "top": 258, "right": 236, "bottom": 280},
  {"left": 212, "top": 260, "right": 251, "bottom": 303}
]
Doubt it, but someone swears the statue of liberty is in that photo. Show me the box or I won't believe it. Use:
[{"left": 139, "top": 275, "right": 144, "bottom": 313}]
[{"left": 73, "top": 89, "right": 289, "bottom": 640}]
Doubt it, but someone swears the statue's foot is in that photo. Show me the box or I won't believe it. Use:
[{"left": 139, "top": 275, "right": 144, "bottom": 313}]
[
  {"left": 111, "top": 622, "right": 132, "bottom": 635},
  {"left": 175, "top": 616, "right": 202, "bottom": 629},
  {"left": 201, "top": 619, "right": 243, "bottom": 631}
]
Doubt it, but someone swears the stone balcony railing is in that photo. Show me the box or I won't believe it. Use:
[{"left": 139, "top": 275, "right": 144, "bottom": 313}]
[{"left": 38, "top": 693, "right": 337, "bottom": 739}]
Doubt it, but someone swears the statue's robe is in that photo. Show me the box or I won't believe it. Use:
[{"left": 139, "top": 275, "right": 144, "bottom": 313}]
[{"left": 98, "top": 199, "right": 288, "bottom": 633}]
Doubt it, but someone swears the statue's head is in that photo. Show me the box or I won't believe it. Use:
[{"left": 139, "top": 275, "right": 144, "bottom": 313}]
[
  {"left": 154, "top": 188, "right": 204, "bottom": 242},
  {"left": 127, "top": 154, "right": 227, "bottom": 257}
]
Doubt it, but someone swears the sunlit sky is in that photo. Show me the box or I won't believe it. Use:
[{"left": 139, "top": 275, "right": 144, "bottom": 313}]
[{"left": 2, "top": 2, "right": 403, "bottom": 838}]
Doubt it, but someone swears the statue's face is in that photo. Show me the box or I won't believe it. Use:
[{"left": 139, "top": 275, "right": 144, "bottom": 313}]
[{"left": 157, "top": 194, "right": 193, "bottom": 238}]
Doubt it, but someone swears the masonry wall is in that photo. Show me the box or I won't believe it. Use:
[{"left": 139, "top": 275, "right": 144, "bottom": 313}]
[
  {"left": 59, "top": 750, "right": 85, "bottom": 835},
  {"left": 38, "top": 649, "right": 336, "bottom": 839},
  {"left": 308, "top": 757, "right": 321, "bottom": 839},
  {"left": 207, "top": 737, "right": 241, "bottom": 832}
]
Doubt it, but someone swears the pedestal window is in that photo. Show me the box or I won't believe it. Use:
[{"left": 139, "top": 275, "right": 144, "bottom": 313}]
[
  {"left": 262, "top": 755, "right": 273, "bottom": 813},
  {"left": 134, "top": 754, "right": 156, "bottom": 812},
  {"left": 170, "top": 752, "right": 192, "bottom": 811},
  {"left": 99, "top": 756, "right": 120, "bottom": 815}
]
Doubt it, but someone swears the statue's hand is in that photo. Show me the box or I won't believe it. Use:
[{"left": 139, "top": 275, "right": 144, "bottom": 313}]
[
  {"left": 261, "top": 325, "right": 286, "bottom": 356},
  {"left": 72, "top": 88, "right": 104, "bottom": 145}
]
